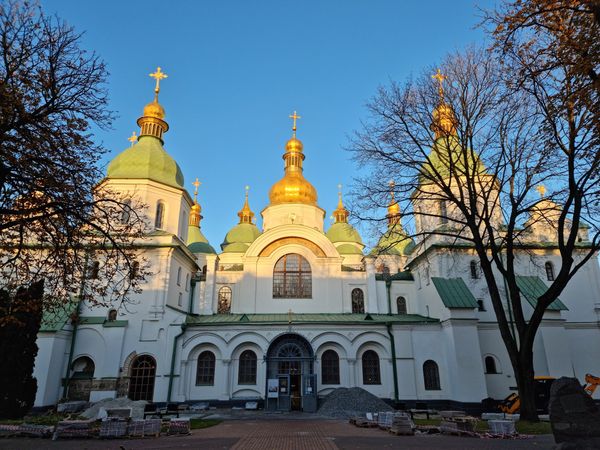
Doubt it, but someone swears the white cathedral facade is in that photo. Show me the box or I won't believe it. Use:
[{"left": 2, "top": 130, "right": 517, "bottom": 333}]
[{"left": 32, "top": 71, "right": 600, "bottom": 412}]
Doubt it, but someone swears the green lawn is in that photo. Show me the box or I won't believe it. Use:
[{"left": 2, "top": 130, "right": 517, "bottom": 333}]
[
  {"left": 412, "top": 418, "right": 551, "bottom": 435},
  {"left": 190, "top": 418, "right": 222, "bottom": 430}
]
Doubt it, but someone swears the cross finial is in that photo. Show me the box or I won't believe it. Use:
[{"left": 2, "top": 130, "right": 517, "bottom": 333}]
[
  {"left": 337, "top": 183, "right": 343, "bottom": 201},
  {"left": 289, "top": 110, "right": 301, "bottom": 137},
  {"left": 149, "top": 67, "right": 168, "bottom": 96},
  {"left": 128, "top": 131, "right": 138, "bottom": 146},
  {"left": 536, "top": 184, "right": 546, "bottom": 198},
  {"left": 192, "top": 178, "right": 201, "bottom": 202},
  {"left": 245, "top": 185, "right": 250, "bottom": 199},
  {"left": 432, "top": 68, "right": 446, "bottom": 100},
  {"left": 389, "top": 179, "right": 396, "bottom": 201}
]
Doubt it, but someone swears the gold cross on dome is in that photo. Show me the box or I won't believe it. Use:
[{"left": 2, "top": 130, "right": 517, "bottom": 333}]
[
  {"left": 245, "top": 185, "right": 250, "bottom": 198},
  {"left": 432, "top": 68, "right": 446, "bottom": 99},
  {"left": 536, "top": 184, "right": 546, "bottom": 198},
  {"left": 149, "top": 67, "right": 168, "bottom": 94},
  {"left": 128, "top": 131, "right": 137, "bottom": 146},
  {"left": 389, "top": 180, "right": 396, "bottom": 200},
  {"left": 289, "top": 110, "right": 301, "bottom": 135},
  {"left": 192, "top": 178, "right": 201, "bottom": 201}
]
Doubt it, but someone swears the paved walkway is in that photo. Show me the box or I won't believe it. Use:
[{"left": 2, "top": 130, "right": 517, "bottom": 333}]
[{"left": 0, "top": 419, "right": 555, "bottom": 450}]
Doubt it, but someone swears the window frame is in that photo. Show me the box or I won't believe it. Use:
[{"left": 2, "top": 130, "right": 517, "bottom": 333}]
[
  {"left": 238, "top": 350, "right": 257, "bottom": 385},
  {"left": 545, "top": 261, "right": 555, "bottom": 281},
  {"left": 155, "top": 201, "right": 165, "bottom": 230},
  {"left": 217, "top": 286, "right": 232, "bottom": 314},
  {"left": 321, "top": 350, "right": 340, "bottom": 385},
  {"left": 484, "top": 356, "right": 498, "bottom": 374},
  {"left": 396, "top": 296, "right": 407, "bottom": 315},
  {"left": 361, "top": 350, "right": 381, "bottom": 385},
  {"left": 470, "top": 260, "right": 479, "bottom": 279},
  {"left": 351, "top": 288, "right": 365, "bottom": 314},
  {"left": 272, "top": 254, "right": 312, "bottom": 299},
  {"left": 196, "top": 351, "right": 216, "bottom": 386},
  {"left": 423, "top": 360, "right": 441, "bottom": 390}
]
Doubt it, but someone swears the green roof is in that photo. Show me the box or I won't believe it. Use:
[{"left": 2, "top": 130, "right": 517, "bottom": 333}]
[
  {"left": 221, "top": 223, "right": 261, "bottom": 253},
  {"left": 186, "top": 313, "right": 438, "bottom": 326},
  {"left": 371, "top": 227, "right": 416, "bottom": 256},
  {"left": 187, "top": 224, "right": 216, "bottom": 254},
  {"left": 515, "top": 276, "right": 568, "bottom": 311},
  {"left": 419, "top": 135, "right": 486, "bottom": 183},
  {"left": 336, "top": 243, "right": 364, "bottom": 255},
  {"left": 375, "top": 271, "right": 414, "bottom": 281},
  {"left": 80, "top": 316, "right": 129, "bottom": 327},
  {"left": 431, "top": 277, "right": 478, "bottom": 308},
  {"left": 326, "top": 222, "right": 363, "bottom": 245},
  {"left": 40, "top": 304, "right": 76, "bottom": 332},
  {"left": 106, "top": 135, "right": 184, "bottom": 189}
]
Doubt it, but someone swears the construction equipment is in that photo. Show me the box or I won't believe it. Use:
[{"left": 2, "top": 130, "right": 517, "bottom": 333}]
[{"left": 498, "top": 373, "right": 599, "bottom": 414}]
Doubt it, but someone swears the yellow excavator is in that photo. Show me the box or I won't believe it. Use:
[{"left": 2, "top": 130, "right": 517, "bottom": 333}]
[{"left": 499, "top": 373, "right": 600, "bottom": 414}]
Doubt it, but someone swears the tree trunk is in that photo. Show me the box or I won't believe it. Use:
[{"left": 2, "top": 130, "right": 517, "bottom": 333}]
[{"left": 515, "top": 349, "right": 538, "bottom": 421}]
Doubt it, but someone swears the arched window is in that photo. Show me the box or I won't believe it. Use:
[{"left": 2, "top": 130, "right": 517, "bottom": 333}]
[
  {"left": 107, "top": 309, "right": 117, "bottom": 321},
  {"left": 470, "top": 260, "right": 479, "bottom": 279},
  {"left": 273, "top": 254, "right": 312, "bottom": 298},
  {"left": 362, "top": 350, "right": 381, "bottom": 385},
  {"left": 196, "top": 351, "right": 216, "bottom": 385},
  {"left": 218, "top": 286, "right": 232, "bottom": 314},
  {"left": 155, "top": 201, "right": 165, "bottom": 229},
  {"left": 185, "top": 273, "right": 190, "bottom": 291},
  {"left": 423, "top": 360, "right": 441, "bottom": 390},
  {"left": 178, "top": 292, "right": 183, "bottom": 306},
  {"left": 128, "top": 355, "right": 156, "bottom": 401},
  {"left": 545, "top": 261, "right": 555, "bottom": 281},
  {"left": 397, "top": 296, "right": 407, "bottom": 314},
  {"left": 238, "top": 350, "right": 257, "bottom": 385},
  {"left": 351, "top": 288, "right": 365, "bottom": 314},
  {"left": 177, "top": 267, "right": 182, "bottom": 285},
  {"left": 120, "top": 199, "right": 131, "bottom": 224},
  {"left": 71, "top": 356, "right": 95, "bottom": 379},
  {"left": 440, "top": 200, "right": 448, "bottom": 224},
  {"left": 321, "top": 350, "right": 340, "bottom": 385},
  {"left": 485, "top": 356, "right": 498, "bottom": 374}
]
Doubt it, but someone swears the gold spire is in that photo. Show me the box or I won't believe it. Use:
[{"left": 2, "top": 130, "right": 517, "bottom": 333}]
[
  {"left": 128, "top": 131, "right": 138, "bottom": 146},
  {"left": 333, "top": 183, "right": 349, "bottom": 223},
  {"left": 237, "top": 185, "right": 255, "bottom": 224},
  {"left": 430, "top": 68, "right": 457, "bottom": 140},
  {"left": 138, "top": 67, "right": 169, "bottom": 141},
  {"left": 189, "top": 177, "right": 203, "bottom": 227},
  {"left": 268, "top": 111, "right": 318, "bottom": 205},
  {"left": 536, "top": 184, "right": 546, "bottom": 198},
  {"left": 386, "top": 180, "right": 401, "bottom": 227}
]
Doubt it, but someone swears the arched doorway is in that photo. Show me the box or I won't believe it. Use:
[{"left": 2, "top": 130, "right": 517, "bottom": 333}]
[
  {"left": 128, "top": 355, "right": 156, "bottom": 401},
  {"left": 266, "top": 333, "right": 316, "bottom": 412}
]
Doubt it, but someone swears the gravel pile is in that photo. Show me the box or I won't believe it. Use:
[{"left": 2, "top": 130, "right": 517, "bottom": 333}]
[
  {"left": 318, "top": 387, "right": 393, "bottom": 419},
  {"left": 81, "top": 397, "right": 148, "bottom": 419}
]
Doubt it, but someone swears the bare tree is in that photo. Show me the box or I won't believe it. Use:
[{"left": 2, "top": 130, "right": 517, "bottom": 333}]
[
  {"left": 350, "top": 46, "right": 599, "bottom": 420},
  {"left": 0, "top": 0, "right": 148, "bottom": 322}
]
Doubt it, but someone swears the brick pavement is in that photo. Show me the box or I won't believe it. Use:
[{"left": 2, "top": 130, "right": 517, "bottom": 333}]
[{"left": 0, "top": 419, "right": 555, "bottom": 450}]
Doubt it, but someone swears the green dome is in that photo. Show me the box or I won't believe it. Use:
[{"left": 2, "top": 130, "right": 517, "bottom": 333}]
[
  {"left": 326, "top": 222, "right": 363, "bottom": 244},
  {"left": 371, "top": 229, "right": 416, "bottom": 256},
  {"left": 420, "top": 135, "right": 486, "bottom": 183},
  {"left": 336, "top": 243, "right": 363, "bottom": 255},
  {"left": 187, "top": 225, "right": 215, "bottom": 254},
  {"left": 221, "top": 223, "right": 261, "bottom": 253},
  {"left": 106, "top": 135, "right": 184, "bottom": 189}
]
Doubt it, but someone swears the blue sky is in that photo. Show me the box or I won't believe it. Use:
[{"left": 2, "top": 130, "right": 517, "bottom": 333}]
[{"left": 43, "top": 0, "right": 493, "bottom": 249}]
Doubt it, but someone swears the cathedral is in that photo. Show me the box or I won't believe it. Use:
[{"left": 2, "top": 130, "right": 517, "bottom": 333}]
[{"left": 32, "top": 68, "right": 600, "bottom": 412}]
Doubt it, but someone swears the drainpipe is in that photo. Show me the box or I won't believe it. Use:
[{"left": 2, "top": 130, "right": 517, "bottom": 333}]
[
  {"left": 62, "top": 253, "right": 88, "bottom": 399},
  {"left": 385, "top": 280, "right": 399, "bottom": 404},
  {"left": 167, "top": 323, "right": 186, "bottom": 402}
]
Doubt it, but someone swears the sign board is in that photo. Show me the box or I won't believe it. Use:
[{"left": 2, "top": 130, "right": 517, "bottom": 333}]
[{"left": 267, "top": 378, "right": 279, "bottom": 398}]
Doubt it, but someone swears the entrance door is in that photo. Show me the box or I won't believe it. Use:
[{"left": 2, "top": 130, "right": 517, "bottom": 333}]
[
  {"left": 290, "top": 374, "right": 302, "bottom": 410},
  {"left": 277, "top": 375, "right": 290, "bottom": 411},
  {"left": 302, "top": 374, "right": 317, "bottom": 412},
  {"left": 128, "top": 355, "right": 156, "bottom": 401}
]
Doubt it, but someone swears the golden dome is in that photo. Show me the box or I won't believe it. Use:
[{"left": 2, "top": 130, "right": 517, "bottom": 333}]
[
  {"left": 268, "top": 112, "right": 318, "bottom": 206},
  {"left": 388, "top": 200, "right": 400, "bottom": 216},
  {"left": 191, "top": 202, "right": 201, "bottom": 213},
  {"left": 386, "top": 183, "right": 401, "bottom": 226},
  {"left": 237, "top": 186, "right": 255, "bottom": 223},
  {"left": 143, "top": 99, "right": 166, "bottom": 120},
  {"left": 431, "top": 102, "right": 457, "bottom": 139}
]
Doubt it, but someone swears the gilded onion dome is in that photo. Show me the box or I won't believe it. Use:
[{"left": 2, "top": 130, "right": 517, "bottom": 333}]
[
  {"left": 221, "top": 187, "right": 261, "bottom": 253},
  {"left": 371, "top": 183, "right": 415, "bottom": 256},
  {"left": 187, "top": 178, "right": 215, "bottom": 254},
  {"left": 326, "top": 186, "right": 364, "bottom": 255},
  {"left": 106, "top": 67, "right": 184, "bottom": 189},
  {"left": 268, "top": 111, "right": 318, "bottom": 205}
]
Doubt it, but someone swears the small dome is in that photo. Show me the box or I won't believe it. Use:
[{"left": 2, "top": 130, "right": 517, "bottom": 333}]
[
  {"left": 269, "top": 172, "right": 318, "bottom": 205},
  {"left": 143, "top": 99, "right": 166, "bottom": 120},
  {"left": 326, "top": 222, "right": 363, "bottom": 245},
  {"left": 336, "top": 243, "right": 364, "bottom": 255},
  {"left": 221, "top": 223, "right": 261, "bottom": 253},
  {"left": 371, "top": 229, "right": 415, "bottom": 256},
  {"left": 106, "top": 135, "right": 184, "bottom": 189},
  {"left": 285, "top": 137, "right": 303, "bottom": 152},
  {"left": 187, "top": 225, "right": 215, "bottom": 254}
]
